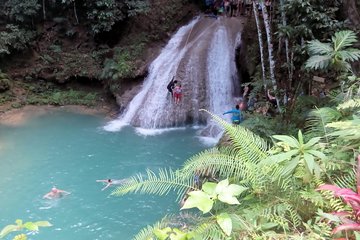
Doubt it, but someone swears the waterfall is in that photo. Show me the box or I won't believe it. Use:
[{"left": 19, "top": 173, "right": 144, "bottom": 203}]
[{"left": 104, "top": 16, "right": 242, "bottom": 141}]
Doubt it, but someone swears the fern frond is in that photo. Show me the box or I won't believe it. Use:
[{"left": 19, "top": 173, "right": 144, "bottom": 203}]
[
  {"left": 200, "top": 109, "right": 269, "bottom": 161},
  {"left": 132, "top": 217, "right": 170, "bottom": 240},
  {"left": 333, "top": 169, "right": 356, "bottom": 190},
  {"left": 191, "top": 221, "right": 227, "bottom": 240},
  {"left": 111, "top": 169, "right": 196, "bottom": 200},
  {"left": 180, "top": 147, "right": 266, "bottom": 186},
  {"left": 337, "top": 98, "right": 360, "bottom": 111},
  {"left": 305, "top": 107, "right": 342, "bottom": 139}
]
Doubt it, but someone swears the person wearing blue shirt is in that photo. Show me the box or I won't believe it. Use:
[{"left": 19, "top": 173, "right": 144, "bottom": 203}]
[{"left": 223, "top": 104, "right": 243, "bottom": 124}]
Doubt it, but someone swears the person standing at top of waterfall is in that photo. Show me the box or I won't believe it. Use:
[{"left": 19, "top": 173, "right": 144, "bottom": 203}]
[
  {"left": 224, "top": 0, "right": 231, "bottom": 17},
  {"left": 223, "top": 104, "right": 243, "bottom": 124},
  {"left": 173, "top": 83, "right": 182, "bottom": 105},
  {"left": 167, "top": 77, "right": 177, "bottom": 97}
]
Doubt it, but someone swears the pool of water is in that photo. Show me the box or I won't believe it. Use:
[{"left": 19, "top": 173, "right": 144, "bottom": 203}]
[{"left": 0, "top": 110, "right": 206, "bottom": 240}]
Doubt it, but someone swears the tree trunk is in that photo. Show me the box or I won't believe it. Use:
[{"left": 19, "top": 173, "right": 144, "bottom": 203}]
[
  {"left": 261, "top": 2, "right": 281, "bottom": 112},
  {"left": 343, "top": 0, "right": 360, "bottom": 30},
  {"left": 279, "top": 0, "right": 293, "bottom": 90},
  {"left": 73, "top": 1, "right": 79, "bottom": 24},
  {"left": 252, "top": 1, "right": 267, "bottom": 92},
  {"left": 43, "top": 0, "right": 46, "bottom": 21}
]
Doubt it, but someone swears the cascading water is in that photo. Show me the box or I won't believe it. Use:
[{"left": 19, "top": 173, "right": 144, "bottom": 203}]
[{"left": 104, "top": 16, "right": 242, "bottom": 141}]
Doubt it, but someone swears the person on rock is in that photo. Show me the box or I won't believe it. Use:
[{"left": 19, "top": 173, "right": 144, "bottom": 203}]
[
  {"left": 173, "top": 83, "right": 182, "bottom": 104},
  {"left": 223, "top": 104, "right": 243, "bottom": 124},
  {"left": 167, "top": 77, "right": 177, "bottom": 98}
]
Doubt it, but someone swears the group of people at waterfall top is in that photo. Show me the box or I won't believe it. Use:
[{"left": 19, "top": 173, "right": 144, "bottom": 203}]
[{"left": 167, "top": 76, "right": 182, "bottom": 104}]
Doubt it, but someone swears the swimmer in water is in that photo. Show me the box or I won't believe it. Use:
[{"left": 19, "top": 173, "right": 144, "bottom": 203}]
[
  {"left": 43, "top": 187, "right": 71, "bottom": 199},
  {"left": 96, "top": 179, "right": 127, "bottom": 191}
]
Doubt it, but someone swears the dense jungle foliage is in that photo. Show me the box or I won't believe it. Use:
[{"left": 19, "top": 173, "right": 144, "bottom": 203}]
[
  {"left": 0, "top": 0, "right": 199, "bottom": 110},
  {"left": 1, "top": 0, "right": 360, "bottom": 239}
]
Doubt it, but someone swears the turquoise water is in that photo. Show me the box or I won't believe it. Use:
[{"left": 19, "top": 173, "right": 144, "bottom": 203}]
[{"left": 0, "top": 111, "right": 206, "bottom": 240}]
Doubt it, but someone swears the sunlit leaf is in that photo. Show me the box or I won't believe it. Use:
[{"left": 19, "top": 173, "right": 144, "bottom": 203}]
[
  {"left": 23, "top": 222, "right": 38, "bottom": 231},
  {"left": 272, "top": 135, "right": 299, "bottom": 148},
  {"left": 34, "top": 221, "right": 52, "bottom": 227},
  {"left": 215, "top": 179, "right": 229, "bottom": 194},
  {"left": 181, "top": 191, "right": 213, "bottom": 214},
  {"left": 202, "top": 182, "right": 216, "bottom": 196},
  {"left": 216, "top": 213, "right": 232, "bottom": 236},
  {"left": 0, "top": 224, "right": 18, "bottom": 238}
]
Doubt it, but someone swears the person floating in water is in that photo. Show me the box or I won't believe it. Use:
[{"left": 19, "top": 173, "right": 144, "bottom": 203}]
[
  {"left": 96, "top": 179, "right": 128, "bottom": 191},
  {"left": 167, "top": 77, "right": 178, "bottom": 98},
  {"left": 173, "top": 83, "right": 182, "bottom": 104},
  {"left": 223, "top": 104, "right": 243, "bottom": 124},
  {"left": 43, "top": 187, "right": 71, "bottom": 199}
]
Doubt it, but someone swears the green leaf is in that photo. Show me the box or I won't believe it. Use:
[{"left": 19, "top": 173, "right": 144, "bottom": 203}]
[
  {"left": 355, "top": 231, "right": 360, "bottom": 240},
  {"left": 297, "top": 130, "right": 304, "bottom": 145},
  {"left": 304, "top": 137, "right": 321, "bottom": 148},
  {"left": 181, "top": 191, "right": 213, "bottom": 214},
  {"left": 303, "top": 153, "right": 315, "bottom": 174},
  {"left": 34, "top": 221, "right": 52, "bottom": 227},
  {"left": 281, "top": 157, "right": 300, "bottom": 176},
  {"left": 23, "top": 222, "right": 38, "bottom": 231},
  {"left": 202, "top": 182, "right": 216, "bottom": 196},
  {"left": 215, "top": 179, "right": 229, "bottom": 194},
  {"left": 226, "top": 184, "right": 248, "bottom": 196},
  {"left": 272, "top": 135, "right": 299, "bottom": 148},
  {"left": 262, "top": 150, "right": 298, "bottom": 165},
  {"left": 15, "top": 220, "right": 22, "bottom": 227},
  {"left": 169, "top": 228, "right": 188, "bottom": 240},
  {"left": 0, "top": 225, "right": 18, "bottom": 238},
  {"left": 218, "top": 193, "right": 240, "bottom": 205},
  {"left": 307, "top": 150, "right": 326, "bottom": 160},
  {"left": 154, "top": 227, "right": 171, "bottom": 240},
  {"left": 216, "top": 213, "right": 232, "bottom": 236}
]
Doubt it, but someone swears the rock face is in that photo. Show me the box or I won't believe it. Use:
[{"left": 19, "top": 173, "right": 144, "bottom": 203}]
[{"left": 104, "top": 16, "right": 246, "bottom": 131}]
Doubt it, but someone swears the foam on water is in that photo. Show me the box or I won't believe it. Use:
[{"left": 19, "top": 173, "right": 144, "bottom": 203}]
[{"left": 135, "top": 127, "right": 186, "bottom": 136}]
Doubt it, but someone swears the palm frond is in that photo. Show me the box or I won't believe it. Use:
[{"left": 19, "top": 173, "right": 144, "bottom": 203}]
[
  {"left": 307, "top": 40, "right": 332, "bottom": 55},
  {"left": 333, "top": 30, "right": 359, "bottom": 52},
  {"left": 111, "top": 169, "right": 196, "bottom": 200},
  {"left": 338, "top": 49, "right": 360, "bottom": 62},
  {"left": 305, "top": 55, "right": 332, "bottom": 70}
]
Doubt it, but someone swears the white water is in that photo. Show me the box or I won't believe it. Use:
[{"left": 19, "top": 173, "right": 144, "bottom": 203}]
[{"left": 104, "top": 16, "right": 242, "bottom": 142}]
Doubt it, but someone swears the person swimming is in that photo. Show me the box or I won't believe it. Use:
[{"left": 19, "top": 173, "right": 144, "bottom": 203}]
[
  {"left": 96, "top": 179, "right": 128, "bottom": 191},
  {"left": 43, "top": 187, "right": 71, "bottom": 199}
]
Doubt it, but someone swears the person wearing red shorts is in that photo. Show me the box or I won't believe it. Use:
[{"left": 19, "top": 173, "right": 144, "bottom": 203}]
[{"left": 173, "top": 83, "right": 182, "bottom": 104}]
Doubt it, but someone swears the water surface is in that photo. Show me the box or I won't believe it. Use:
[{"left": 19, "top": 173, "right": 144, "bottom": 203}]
[{"left": 0, "top": 110, "right": 205, "bottom": 239}]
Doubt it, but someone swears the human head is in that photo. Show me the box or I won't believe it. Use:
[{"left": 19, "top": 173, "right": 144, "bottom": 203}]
[
  {"left": 174, "top": 80, "right": 178, "bottom": 84},
  {"left": 235, "top": 105, "right": 240, "bottom": 110},
  {"left": 51, "top": 187, "right": 58, "bottom": 193},
  {"left": 107, "top": 179, "right": 112, "bottom": 183}
]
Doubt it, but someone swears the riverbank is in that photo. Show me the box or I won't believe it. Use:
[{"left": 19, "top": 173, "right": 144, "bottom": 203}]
[{"left": 0, "top": 104, "right": 117, "bottom": 127}]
